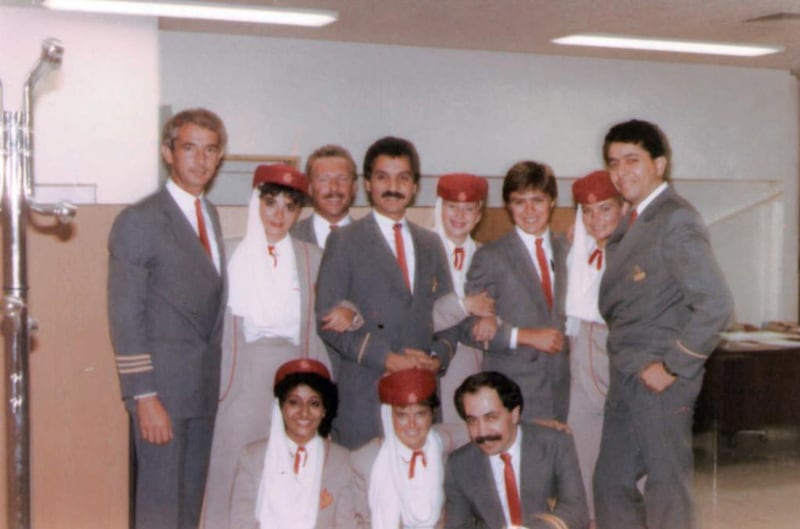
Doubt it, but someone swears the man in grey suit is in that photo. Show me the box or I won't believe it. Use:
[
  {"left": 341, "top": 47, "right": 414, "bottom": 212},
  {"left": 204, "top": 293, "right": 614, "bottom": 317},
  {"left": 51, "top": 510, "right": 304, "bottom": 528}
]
[
  {"left": 445, "top": 371, "right": 588, "bottom": 529},
  {"left": 315, "top": 136, "right": 459, "bottom": 449},
  {"left": 465, "top": 161, "right": 570, "bottom": 423},
  {"left": 291, "top": 144, "right": 358, "bottom": 248},
  {"left": 108, "top": 108, "right": 228, "bottom": 529},
  {"left": 594, "top": 119, "right": 734, "bottom": 529}
]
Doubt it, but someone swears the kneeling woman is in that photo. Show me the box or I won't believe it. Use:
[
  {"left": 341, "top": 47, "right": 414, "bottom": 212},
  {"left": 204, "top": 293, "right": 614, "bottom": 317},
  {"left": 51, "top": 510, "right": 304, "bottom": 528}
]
[{"left": 230, "top": 358, "right": 356, "bottom": 529}]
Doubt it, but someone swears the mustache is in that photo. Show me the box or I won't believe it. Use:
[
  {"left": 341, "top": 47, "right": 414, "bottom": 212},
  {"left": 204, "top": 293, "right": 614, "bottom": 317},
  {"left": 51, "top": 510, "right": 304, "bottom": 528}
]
[
  {"left": 322, "top": 192, "right": 346, "bottom": 200},
  {"left": 381, "top": 191, "right": 406, "bottom": 200},
  {"left": 475, "top": 434, "right": 502, "bottom": 445}
]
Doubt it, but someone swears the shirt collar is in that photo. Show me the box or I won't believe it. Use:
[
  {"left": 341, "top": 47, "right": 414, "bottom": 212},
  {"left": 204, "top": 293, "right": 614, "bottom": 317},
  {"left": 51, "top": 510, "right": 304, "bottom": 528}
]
[
  {"left": 635, "top": 181, "right": 668, "bottom": 215},
  {"left": 373, "top": 209, "right": 406, "bottom": 229},
  {"left": 166, "top": 178, "right": 204, "bottom": 210}
]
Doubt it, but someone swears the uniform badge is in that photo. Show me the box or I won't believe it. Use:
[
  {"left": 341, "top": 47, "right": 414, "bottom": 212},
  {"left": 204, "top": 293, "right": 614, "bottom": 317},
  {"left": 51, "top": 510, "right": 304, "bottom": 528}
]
[
  {"left": 632, "top": 265, "right": 646, "bottom": 282},
  {"left": 432, "top": 277, "right": 438, "bottom": 293},
  {"left": 320, "top": 488, "right": 333, "bottom": 509}
]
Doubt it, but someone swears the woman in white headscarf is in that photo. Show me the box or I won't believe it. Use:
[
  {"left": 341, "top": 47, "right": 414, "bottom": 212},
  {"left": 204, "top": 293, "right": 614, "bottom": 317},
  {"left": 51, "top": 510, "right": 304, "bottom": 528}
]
[
  {"left": 565, "top": 170, "right": 625, "bottom": 529},
  {"left": 230, "top": 358, "right": 356, "bottom": 529},
  {"left": 352, "top": 368, "right": 446, "bottom": 529},
  {"left": 205, "top": 164, "right": 354, "bottom": 529}
]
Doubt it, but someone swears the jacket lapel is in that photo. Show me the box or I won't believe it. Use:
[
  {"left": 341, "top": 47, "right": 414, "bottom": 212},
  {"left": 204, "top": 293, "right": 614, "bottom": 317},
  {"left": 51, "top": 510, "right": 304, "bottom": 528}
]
[
  {"left": 158, "top": 188, "right": 220, "bottom": 282},
  {"left": 292, "top": 237, "right": 314, "bottom": 355},
  {"left": 465, "top": 448, "right": 507, "bottom": 529},
  {"left": 506, "top": 231, "right": 549, "bottom": 313},
  {"left": 365, "top": 212, "right": 412, "bottom": 298}
]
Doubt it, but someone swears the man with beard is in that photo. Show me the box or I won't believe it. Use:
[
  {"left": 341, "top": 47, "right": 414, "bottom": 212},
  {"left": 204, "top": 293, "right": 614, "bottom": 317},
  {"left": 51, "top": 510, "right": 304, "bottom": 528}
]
[
  {"left": 445, "top": 372, "right": 587, "bottom": 529},
  {"left": 315, "top": 136, "right": 459, "bottom": 449},
  {"left": 292, "top": 144, "right": 358, "bottom": 248}
]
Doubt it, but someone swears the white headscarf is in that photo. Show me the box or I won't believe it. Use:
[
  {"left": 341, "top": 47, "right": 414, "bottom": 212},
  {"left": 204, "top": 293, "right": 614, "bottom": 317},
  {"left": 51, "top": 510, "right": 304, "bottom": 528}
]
[
  {"left": 565, "top": 204, "right": 605, "bottom": 335},
  {"left": 255, "top": 402, "right": 324, "bottom": 529},
  {"left": 227, "top": 189, "right": 300, "bottom": 343},
  {"left": 368, "top": 404, "right": 444, "bottom": 529},
  {"left": 433, "top": 196, "right": 477, "bottom": 298}
]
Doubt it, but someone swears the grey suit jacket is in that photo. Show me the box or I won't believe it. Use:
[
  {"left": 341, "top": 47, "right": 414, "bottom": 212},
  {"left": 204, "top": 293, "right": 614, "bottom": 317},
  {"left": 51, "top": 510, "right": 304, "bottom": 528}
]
[
  {"left": 291, "top": 215, "right": 319, "bottom": 246},
  {"left": 229, "top": 438, "right": 357, "bottom": 529},
  {"left": 108, "top": 186, "right": 226, "bottom": 418},
  {"left": 599, "top": 186, "right": 734, "bottom": 382},
  {"left": 444, "top": 423, "right": 588, "bottom": 529},
  {"left": 315, "top": 212, "right": 458, "bottom": 448},
  {"left": 465, "top": 230, "right": 570, "bottom": 421}
]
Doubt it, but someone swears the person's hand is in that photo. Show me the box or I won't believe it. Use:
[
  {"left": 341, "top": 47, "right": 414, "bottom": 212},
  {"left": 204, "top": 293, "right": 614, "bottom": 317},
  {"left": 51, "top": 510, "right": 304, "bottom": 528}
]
[
  {"left": 534, "top": 418, "right": 573, "bottom": 434},
  {"left": 472, "top": 316, "right": 498, "bottom": 344},
  {"left": 403, "top": 348, "right": 441, "bottom": 372},
  {"left": 321, "top": 306, "right": 357, "bottom": 332},
  {"left": 464, "top": 291, "right": 495, "bottom": 318},
  {"left": 385, "top": 352, "right": 421, "bottom": 372},
  {"left": 517, "top": 328, "right": 564, "bottom": 354},
  {"left": 136, "top": 396, "right": 173, "bottom": 445},
  {"left": 639, "top": 361, "right": 677, "bottom": 393}
]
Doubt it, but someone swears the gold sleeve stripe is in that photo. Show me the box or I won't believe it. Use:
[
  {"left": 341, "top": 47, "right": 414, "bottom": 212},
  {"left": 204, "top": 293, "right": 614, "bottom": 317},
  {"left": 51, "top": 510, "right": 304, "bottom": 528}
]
[
  {"left": 357, "top": 333, "right": 371, "bottom": 365},
  {"left": 116, "top": 353, "right": 151, "bottom": 360},
  {"left": 115, "top": 357, "right": 152, "bottom": 366},
  {"left": 676, "top": 339, "right": 705, "bottom": 359},
  {"left": 118, "top": 366, "right": 154, "bottom": 375},
  {"left": 534, "top": 513, "right": 568, "bottom": 529}
]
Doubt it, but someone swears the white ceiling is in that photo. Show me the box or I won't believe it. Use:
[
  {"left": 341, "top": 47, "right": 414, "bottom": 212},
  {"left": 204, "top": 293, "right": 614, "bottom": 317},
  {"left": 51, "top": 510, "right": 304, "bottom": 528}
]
[{"left": 152, "top": 0, "right": 800, "bottom": 72}]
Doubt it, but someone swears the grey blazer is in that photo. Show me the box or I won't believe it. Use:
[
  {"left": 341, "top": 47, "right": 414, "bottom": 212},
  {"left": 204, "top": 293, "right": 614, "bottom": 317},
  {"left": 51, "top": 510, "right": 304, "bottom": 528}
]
[
  {"left": 229, "top": 438, "right": 357, "bottom": 529},
  {"left": 465, "top": 230, "right": 570, "bottom": 422},
  {"left": 444, "top": 423, "right": 588, "bottom": 529},
  {"left": 108, "top": 186, "right": 226, "bottom": 418},
  {"left": 599, "top": 186, "right": 734, "bottom": 382},
  {"left": 291, "top": 215, "right": 319, "bottom": 246},
  {"left": 315, "top": 212, "right": 458, "bottom": 448}
]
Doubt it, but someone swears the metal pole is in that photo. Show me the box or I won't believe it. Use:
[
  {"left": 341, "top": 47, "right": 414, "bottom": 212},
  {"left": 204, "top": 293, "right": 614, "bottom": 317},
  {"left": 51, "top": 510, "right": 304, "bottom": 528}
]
[
  {"left": 1, "top": 38, "right": 70, "bottom": 529},
  {"left": 2, "top": 110, "right": 32, "bottom": 529}
]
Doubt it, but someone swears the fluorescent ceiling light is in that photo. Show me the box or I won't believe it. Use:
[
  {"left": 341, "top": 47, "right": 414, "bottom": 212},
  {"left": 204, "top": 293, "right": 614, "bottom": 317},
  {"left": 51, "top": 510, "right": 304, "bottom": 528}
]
[
  {"left": 552, "top": 33, "right": 783, "bottom": 57},
  {"left": 43, "top": 0, "right": 338, "bottom": 27}
]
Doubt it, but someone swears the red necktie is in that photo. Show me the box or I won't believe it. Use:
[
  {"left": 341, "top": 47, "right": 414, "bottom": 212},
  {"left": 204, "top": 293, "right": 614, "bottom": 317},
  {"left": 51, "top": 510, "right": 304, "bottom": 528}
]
[
  {"left": 588, "top": 248, "right": 603, "bottom": 270},
  {"left": 535, "top": 237, "right": 553, "bottom": 310},
  {"left": 393, "top": 223, "right": 411, "bottom": 291},
  {"left": 268, "top": 245, "right": 277, "bottom": 267},
  {"left": 629, "top": 209, "right": 638, "bottom": 226},
  {"left": 194, "top": 198, "right": 211, "bottom": 257},
  {"left": 454, "top": 247, "right": 465, "bottom": 271},
  {"left": 293, "top": 446, "right": 307, "bottom": 475},
  {"left": 408, "top": 449, "right": 426, "bottom": 479},
  {"left": 500, "top": 452, "right": 522, "bottom": 526}
]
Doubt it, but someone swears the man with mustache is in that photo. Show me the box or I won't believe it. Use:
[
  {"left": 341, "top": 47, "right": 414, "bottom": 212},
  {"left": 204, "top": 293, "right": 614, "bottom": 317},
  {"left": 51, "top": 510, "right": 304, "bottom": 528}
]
[
  {"left": 445, "top": 371, "right": 588, "bottom": 529},
  {"left": 292, "top": 144, "right": 358, "bottom": 248},
  {"left": 316, "top": 136, "right": 459, "bottom": 449}
]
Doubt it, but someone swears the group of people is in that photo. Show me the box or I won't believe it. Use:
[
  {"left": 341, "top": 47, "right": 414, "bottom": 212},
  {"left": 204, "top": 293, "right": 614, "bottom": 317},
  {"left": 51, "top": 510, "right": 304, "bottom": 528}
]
[{"left": 108, "top": 107, "right": 734, "bottom": 529}]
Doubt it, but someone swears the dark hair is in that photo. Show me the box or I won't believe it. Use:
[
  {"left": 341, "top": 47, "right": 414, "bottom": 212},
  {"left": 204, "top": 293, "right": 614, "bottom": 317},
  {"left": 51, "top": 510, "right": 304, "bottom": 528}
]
[
  {"left": 258, "top": 182, "right": 308, "bottom": 207},
  {"left": 305, "top": 144, "right": 357, "bottom": 180},
  {"left": 161, "top": 108, "right": 227, "bottom": 150},
  {"left": 274, "top": 372, "right": 338, "bottom": 438},
  {"left": 502, "top": 161, "right": 557, "bottom": 203},
  {"left": 363, "top": 136, "right": 421, "bottom": 183},
  {"left": 454, "top": 371, "right": 523, "bottom": 420},
  {"left": 603, "top": 119, "right": 671, "bottom": 179}
]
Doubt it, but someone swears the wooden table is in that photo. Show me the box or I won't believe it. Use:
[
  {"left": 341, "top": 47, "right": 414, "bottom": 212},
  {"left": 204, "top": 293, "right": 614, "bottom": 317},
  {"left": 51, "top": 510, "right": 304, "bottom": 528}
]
[{"left": 695, "top": 343, "right": 800, "bottom": 439}]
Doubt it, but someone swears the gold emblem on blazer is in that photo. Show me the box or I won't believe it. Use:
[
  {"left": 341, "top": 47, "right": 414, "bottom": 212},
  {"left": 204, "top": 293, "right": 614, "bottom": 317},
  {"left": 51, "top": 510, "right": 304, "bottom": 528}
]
[
  {"left": 432, "top": 276, "right": 438, "bottom": 293},
  {"left": 632, "top": 265, "right": 646, "bottom": 282}
]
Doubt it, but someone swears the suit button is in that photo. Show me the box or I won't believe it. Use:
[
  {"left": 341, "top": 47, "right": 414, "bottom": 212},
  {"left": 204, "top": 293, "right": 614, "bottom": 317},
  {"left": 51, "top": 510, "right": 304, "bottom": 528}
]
[{"left": 377, "top": 324, "right": 384, "bottom": 329}]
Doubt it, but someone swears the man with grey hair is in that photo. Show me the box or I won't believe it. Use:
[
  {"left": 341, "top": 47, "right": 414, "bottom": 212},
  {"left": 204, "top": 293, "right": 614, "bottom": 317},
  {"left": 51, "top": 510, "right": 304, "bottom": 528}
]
[
  {"left": 291, "top": 144, "right": 358, "bottom": 248},
  {"left": 108, "top": 108, "right": 228, "bottom": 529}
]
